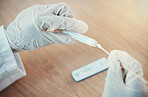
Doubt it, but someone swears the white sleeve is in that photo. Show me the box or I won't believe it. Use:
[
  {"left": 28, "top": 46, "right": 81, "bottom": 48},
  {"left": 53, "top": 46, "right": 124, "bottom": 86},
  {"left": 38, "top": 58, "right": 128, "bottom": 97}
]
[{"left": 0, "top": 26, "right": 26, "bottom": 91}]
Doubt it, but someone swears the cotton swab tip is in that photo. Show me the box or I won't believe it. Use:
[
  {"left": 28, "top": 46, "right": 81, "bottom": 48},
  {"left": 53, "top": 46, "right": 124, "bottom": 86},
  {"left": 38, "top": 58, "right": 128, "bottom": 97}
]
[
  {"left": 96, "top": 44, "right": 102, "bottom": 48},
  {"left": 97, "top": 44, "right": 110, "bottom": 55}
]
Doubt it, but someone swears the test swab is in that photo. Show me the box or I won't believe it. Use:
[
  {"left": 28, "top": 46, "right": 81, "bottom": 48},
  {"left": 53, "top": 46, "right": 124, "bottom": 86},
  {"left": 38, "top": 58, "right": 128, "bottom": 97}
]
[
  {"left": 97, "top": 44, "right": 110, "bottom": 55},
  {"left": 63, "top": 31, "right": 148, "bottom": 85}
]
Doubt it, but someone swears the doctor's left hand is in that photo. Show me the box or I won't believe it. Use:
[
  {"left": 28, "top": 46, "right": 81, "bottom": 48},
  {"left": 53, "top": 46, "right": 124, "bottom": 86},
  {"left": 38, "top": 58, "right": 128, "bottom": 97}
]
[{"left": 5, "top": 3, "right": 88, "bottom": 52}]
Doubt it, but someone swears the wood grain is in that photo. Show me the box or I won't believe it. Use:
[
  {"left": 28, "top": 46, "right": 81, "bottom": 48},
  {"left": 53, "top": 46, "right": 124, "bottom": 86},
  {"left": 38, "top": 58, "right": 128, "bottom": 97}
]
[{"left": 0, "top": 0, "right": 148, "bottom": 97}]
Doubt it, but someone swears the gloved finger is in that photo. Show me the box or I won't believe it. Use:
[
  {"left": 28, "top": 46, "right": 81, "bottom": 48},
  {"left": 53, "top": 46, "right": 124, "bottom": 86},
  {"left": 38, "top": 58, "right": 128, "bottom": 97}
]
[
  {"left": 112, "top": 50, "right": 145, "bottom": 89},
  {"left": 40, "top": 15, "right": 88, "bottom": 34},
  {"left": 105, "top": 50, "right": 124, "bottom": 84},
  {"left": 44, "top": 3, "right": 75, "bottom": 18},
  {"left": 41, "top": 30, "right": 75, "bottom": 46},
  {"left": 114, "top": 50, "right": 143, "bottom": 75}
]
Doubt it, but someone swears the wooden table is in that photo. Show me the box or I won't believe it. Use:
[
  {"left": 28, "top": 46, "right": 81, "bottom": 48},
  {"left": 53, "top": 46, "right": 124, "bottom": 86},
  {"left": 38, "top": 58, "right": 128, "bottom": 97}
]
[{"left": 0, "top": 0, "right": 148, "bottom": 97}]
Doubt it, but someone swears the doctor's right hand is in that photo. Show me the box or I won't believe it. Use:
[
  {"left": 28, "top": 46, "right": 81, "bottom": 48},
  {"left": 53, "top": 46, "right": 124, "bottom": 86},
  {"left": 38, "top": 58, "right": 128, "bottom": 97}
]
[
  {"left": 5, "top": 3, "right": 88, "bottom": 52},
  {"left": 103, "top": 50, "right": 148, "bottom": 97}
]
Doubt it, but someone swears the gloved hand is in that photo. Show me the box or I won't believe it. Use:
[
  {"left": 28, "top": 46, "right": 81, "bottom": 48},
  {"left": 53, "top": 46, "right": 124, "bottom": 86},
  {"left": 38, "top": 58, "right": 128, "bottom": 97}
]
[
  {"left": 103, "top": 50, "right": 148, "bottom": 97},
  {"left": 5, "top": 3, "right": 88, "bottom": 52}
]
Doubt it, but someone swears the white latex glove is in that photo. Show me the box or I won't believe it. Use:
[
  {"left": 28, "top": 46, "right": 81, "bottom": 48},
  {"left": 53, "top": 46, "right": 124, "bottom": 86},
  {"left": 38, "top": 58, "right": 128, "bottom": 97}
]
[
  {"left": 5, "top": 3, "right": 88, "bottom": 52},
  {"left": 103, "top": 50, "right": 148, "bottom": 97}
]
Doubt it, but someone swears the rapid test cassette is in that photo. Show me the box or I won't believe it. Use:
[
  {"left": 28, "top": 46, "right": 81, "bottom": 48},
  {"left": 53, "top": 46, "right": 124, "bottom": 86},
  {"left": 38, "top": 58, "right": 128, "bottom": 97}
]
[{"left": 72, "top": 57, "right": 109, "bottom": 82}]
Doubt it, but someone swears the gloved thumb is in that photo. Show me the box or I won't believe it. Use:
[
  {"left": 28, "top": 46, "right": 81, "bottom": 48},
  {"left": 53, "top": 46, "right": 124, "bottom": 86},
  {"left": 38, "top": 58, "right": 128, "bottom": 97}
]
[{"left": 105, "top": 50, "right": 124, "bottom": 84}]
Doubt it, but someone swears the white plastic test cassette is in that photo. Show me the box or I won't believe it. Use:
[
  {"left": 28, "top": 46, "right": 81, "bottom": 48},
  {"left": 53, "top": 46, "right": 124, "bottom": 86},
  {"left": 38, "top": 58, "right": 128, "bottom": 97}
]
[{"left": 72, "top": 57, "right": 109, "bottom": 82}]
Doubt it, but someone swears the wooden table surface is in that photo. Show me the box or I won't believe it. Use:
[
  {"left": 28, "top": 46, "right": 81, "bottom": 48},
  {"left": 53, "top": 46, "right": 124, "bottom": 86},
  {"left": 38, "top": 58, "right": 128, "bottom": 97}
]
[{"left": 0, "top": 0, "right": 148, "bottom": 97}]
